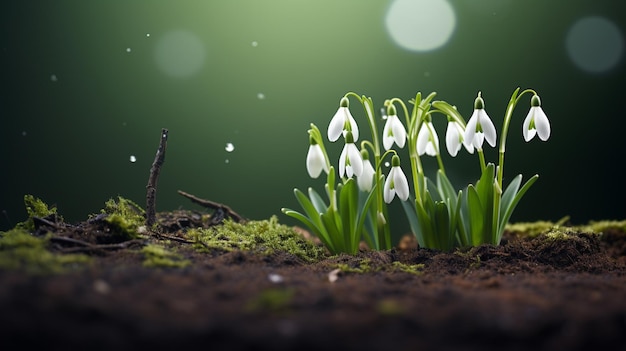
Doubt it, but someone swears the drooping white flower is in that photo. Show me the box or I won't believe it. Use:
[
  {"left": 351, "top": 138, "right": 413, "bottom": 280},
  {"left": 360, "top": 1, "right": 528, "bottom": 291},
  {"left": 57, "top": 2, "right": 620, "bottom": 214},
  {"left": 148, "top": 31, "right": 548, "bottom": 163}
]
[
  {"left": 305, "top": 142, "right": 328, "bottom": 178},
  {"left": 328, "top": 97, "right": 359, "bottom": 142},
  {"left": 463, "top": 93, "right": 497, "bottom": 150},
  {"left": 338, "top": 132, "right": 363, "bottom": 178},
  {"left": 382, "top": 105, "right": 407, "bottom": 150},
  {"left": 417, "top": 121, "right": 440, "bottom": 156},
  {"left": 357, "top": 153, "right": 376, "bottom": 192},
  {"left": 445, "top": 120, "right": 474, "bottom": 157},
  {"left": 523, "top": 95, "right": 551, "bottom": 142},
  {"left": 383, "top": 155, "right": 409, "bottom": 203}
]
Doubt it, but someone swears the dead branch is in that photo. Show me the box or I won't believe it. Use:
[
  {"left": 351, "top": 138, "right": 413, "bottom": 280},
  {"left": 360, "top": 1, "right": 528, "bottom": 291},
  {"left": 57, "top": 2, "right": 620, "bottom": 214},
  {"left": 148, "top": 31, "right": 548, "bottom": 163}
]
[
  {"left": 177, "top": 190, "right": 246, "bottom": 223},
  {"left": 146, "top": 128, "right": 168, "bottom": 227}
]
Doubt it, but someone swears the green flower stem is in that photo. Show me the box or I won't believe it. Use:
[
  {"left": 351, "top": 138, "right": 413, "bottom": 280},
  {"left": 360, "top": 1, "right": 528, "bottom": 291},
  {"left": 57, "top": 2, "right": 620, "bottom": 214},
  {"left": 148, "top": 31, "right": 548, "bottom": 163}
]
[
  {"left": 477, "top": 149, "right": 487, "bottom": 172},
  {"left": 497, "top": 88, "right": 537, "bottom": 187}
]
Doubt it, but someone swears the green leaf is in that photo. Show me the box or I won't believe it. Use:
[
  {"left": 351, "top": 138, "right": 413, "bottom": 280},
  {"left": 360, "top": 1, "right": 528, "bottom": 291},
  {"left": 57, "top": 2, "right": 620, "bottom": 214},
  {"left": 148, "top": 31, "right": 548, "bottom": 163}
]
[
  {"left": 466, "top": 185, "right": 484, "bottom": 246},
  {"left": 282, "top": 208, "right": 334, "bottom": 251},
  {"left": 401, "top": 197, "right": 423, "bottom": 247},
  {"left": 497, "top": 174, "right": 538, "bottom": 239},
  {"left": 321, "top": 208, "right": 344, "bottom": 254},
  {"left": 354, "top": 182, "right": 379, "bottom": 250},
  {"left": 499, "top": 174, "right": 522, "bottom": 224},
  {"left": 308, "top": 187, "right": 328, "bottom": 214},
  {"left": 339, "top": 178, "right": 358, "bottom": 251}
]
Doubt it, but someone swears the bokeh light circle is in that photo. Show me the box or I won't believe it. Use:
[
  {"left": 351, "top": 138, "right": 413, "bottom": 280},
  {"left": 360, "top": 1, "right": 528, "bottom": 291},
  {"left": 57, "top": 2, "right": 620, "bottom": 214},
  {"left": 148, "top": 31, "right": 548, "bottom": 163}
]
[
  {"left": 566, "top": 16, "right": 623, "bottom": 73},
  {"left": 154, "top": 30, "right": 206, "bottom": 78},
  {"left": 385, "top": 0, "right": 456, "bottom": 52}
]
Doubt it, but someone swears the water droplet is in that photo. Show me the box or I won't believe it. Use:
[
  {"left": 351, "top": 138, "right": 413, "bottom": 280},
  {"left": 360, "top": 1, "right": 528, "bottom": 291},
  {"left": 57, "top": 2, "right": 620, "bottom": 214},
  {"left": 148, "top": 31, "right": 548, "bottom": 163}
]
[
  {"left": 50, "top": 74, "right": 58, "bottom": 82},
  {"left": 225, "top": 142, "right": 235, "bottom": 152},
  {"left": 257, "top": 93, "right": 266, "bottom": 100},
  {"left": 225, "top": 159, "right": 230, "bottom": 164},
  {"left": 381, "top": 108, "right": 388, "bottom": 120},
  {"left": 251, "top": 41, "right": 258, "bottom": 47},
  {"left": 146, "top": 33, "right": 151, "bottom": 37},
  {"left": 384, "top": 162, "right": 390, "bottom": 167},
  {"left": 129, "top": 155, "right": 137, "bottom": 163},
  {"left": 126, "top": 47, "right": 131, "bottom": 53}
]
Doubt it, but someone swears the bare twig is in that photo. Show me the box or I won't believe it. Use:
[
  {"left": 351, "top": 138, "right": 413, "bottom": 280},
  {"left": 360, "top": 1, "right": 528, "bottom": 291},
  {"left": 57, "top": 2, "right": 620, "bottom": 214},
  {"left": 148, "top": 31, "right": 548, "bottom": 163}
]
[
  {"left": 50, "top": 237, "right": 145, "bottom": 254},
  {"left": 146, "top": 129, "right": 168, "bottom": 227},
  {"left": 177, "top": 190, "right": 246, "bottom": 223}
]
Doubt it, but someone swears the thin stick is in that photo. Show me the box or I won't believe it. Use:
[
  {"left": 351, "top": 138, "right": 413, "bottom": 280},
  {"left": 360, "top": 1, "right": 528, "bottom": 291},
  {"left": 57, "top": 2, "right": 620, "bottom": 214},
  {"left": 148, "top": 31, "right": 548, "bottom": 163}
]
[
  {"left": 146, "top": 129, "right": 168, "bottom": 227},
  {"left": 177, "top": 190, "right": 246, "bottom": 223}
]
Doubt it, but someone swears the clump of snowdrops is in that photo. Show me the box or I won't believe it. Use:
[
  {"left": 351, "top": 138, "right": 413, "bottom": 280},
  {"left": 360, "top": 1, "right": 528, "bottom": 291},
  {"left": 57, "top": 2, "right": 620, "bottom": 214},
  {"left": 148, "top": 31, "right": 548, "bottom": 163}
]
[{"left": 282, "top": 88, "right": 550, "bottom": 254}]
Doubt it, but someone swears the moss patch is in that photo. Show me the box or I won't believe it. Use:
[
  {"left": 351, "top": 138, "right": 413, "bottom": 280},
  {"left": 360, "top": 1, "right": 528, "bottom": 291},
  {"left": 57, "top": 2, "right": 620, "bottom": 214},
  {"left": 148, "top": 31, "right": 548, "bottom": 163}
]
[
  {"left": 0, "top": 229, "right": 90, "bottom": 274},
  {"left": 98, "top": 196, "right": 146, "bottom": 241},
  {"left": 15, "top": 194, "right": 61, "bottom": 232},
  {"left": 141, "top": 244, "right": 191, "bottom": 268},
  {"left": 188, "top": 216, "right": 325, "bottom": 262}
]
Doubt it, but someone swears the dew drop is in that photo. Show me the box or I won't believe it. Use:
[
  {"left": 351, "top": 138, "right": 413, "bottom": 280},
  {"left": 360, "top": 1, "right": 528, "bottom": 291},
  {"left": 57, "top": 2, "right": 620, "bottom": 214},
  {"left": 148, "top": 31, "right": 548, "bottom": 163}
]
[
  {"left": 146, "top": 33, "right": 151, "bottom": 37},
  {"left": 225, "top": 159, "right": 230, "bottom": 164},
  {"left": 251, "top": 41, "right": 258, "bottom": 47},
  {"left": 225, "top": 142, "right": 235, "bottom": 152},
  {"left": 126, "top": 47, "right": 131, "bottom": 53},
  {"left": 384, "top": 162, "right": 390, "bottom": 167},
  {"left": 257, "top": 93, "right": 266, "bottom": 100},
  {"left": 129, "top": 155, "right": 137, "bottom": 163}
]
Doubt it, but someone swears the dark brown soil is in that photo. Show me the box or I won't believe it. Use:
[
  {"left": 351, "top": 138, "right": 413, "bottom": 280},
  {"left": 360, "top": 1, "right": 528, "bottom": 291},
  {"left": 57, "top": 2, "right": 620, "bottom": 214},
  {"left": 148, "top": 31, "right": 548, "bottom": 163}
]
[{"left": 1, "top": 211, "right": 626, "bottom": 351}]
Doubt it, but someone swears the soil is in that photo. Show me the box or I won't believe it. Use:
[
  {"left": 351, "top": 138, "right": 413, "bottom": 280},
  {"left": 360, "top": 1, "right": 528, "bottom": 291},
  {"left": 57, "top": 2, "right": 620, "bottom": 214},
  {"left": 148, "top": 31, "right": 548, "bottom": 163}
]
[{"left": 1, "top": 209, "right": 626, "bottom": 351}]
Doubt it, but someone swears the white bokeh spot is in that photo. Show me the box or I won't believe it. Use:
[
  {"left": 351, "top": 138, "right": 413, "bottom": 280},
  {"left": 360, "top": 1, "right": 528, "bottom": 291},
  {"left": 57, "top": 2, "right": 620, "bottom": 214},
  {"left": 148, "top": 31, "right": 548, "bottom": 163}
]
[
  {"left": 154, "top": 30, "right": 206, "bottom": 78},
  {"left": 385, "top": 0, "right": 456, "bottom": 52},
  {"left": 566, "top": 16, "right": 623, "bottom": 73}
]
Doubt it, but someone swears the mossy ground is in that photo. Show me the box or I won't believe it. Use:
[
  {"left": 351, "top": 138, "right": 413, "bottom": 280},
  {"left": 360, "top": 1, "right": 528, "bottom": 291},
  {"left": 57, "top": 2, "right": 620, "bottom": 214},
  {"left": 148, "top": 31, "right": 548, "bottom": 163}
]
[{"left": 1, "top": 195, "right": 625, "bottom": 350}]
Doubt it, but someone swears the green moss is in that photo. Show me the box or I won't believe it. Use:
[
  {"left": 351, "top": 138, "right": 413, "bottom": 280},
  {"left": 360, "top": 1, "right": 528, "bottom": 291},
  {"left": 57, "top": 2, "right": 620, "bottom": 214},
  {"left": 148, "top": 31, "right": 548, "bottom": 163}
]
[
  {"left": 585, "top": 220, "right": 626, "bottom": 234},
  {"left": 376, "top": 299, "right": 405, "bottom": 316},
  {"left": 99, "top": 197, "right": 146, "bottom": 240},
  {"left": 389, "top": 261, "right": 424, "bottom": 275},
  {"left": 335, "top": 258, "right": 377, "bottom": 273},
  {"left": 335, "top": 259, "right": 423, "bottom": 275},
  {"left": 188, "top": 216, "right": 326, "bottom": 262},
  {"left": 0, "top": 229, "right": 90, "bottom": 274},
  {"left": 141, "top": 244, "right": 190, "bottom": 268},
  {"left": 246, "top": 288, "right": 295, "bottom": 313},
  {"left": 15, "top": 194, "right": 61, "bottom": 232}
]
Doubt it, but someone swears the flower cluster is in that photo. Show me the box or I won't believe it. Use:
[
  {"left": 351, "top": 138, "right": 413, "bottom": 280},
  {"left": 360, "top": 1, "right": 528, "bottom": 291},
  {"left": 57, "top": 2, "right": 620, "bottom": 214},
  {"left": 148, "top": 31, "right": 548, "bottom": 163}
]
[{"left": 283, "top": 88, "right": 551, "bottom": 254}]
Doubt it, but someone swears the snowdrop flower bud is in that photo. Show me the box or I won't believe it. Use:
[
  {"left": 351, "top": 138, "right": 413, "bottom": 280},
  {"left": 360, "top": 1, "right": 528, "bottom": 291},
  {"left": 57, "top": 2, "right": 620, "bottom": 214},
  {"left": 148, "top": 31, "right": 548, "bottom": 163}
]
[
  {"left": 383, "top": 155, "right": 409, "bottom": 203},
  {"left": 523, "top": 94, "right": 551, "bottom": 142},
  {"left": 305, "top": 136, "right": 329, "bottom": 178},
  {"left": 357, "top": 149, "right": 376, "bottom": 192},
  {"left": 464, "top": 92, "right": 497, "bottom": 150},
  {"left": 328, "top": 97, "right": 359, "bottom": 142},
  {"left": 338, "top": 131, "right": 363, "bottom": 178},
  {"left": 382, "top": 104, "right": 407, "bottom": 150}
]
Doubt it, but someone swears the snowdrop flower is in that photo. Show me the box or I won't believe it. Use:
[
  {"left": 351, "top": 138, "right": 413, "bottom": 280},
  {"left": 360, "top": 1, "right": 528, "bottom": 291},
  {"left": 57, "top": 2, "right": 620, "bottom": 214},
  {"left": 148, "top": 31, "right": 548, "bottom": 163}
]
[
  {"left": 445, "top": 120, "right": 474, "bottom": 157},
  {"left": 464, "top": 92, "right": 497, "bottom": 150},
  {"left": 357, "top": 149, "right": 376, "bottom": 192},
  {"left": 417, "top": 121, "right": 440, "bottom": 156},
  {"left": 305, "top": 137, "right": 329, "bottom": 178},
  {"left": 382, "top": 105, "right": 407, "bottom": 150},
  {"left": 338, "top": 131, "right": 363, "bottom": 178},
  {"left": 523, "top": 95, "right": 551, "bottom": 142},
  {"left": 383, "top": 155, "right": 409, "bottom": 203},
  {"left": 328, "top": 97, "right": 359, "bottom": 142}
]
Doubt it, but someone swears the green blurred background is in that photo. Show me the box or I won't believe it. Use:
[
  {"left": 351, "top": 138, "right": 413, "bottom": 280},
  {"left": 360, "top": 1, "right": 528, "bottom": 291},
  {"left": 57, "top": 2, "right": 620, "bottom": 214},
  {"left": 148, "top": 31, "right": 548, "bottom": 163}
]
[{"left": 1, "top": 1, "right": 624, "bottom": 242}]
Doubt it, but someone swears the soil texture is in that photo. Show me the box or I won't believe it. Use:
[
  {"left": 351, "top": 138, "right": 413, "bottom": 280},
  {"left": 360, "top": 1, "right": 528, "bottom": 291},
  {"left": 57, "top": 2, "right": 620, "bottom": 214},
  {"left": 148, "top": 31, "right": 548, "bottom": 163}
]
[{"left": 1, "top": 210, "right": 625, "bottom": 351}]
